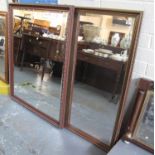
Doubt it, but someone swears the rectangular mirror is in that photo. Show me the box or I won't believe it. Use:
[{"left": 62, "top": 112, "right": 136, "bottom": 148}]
[
  {"left": 9, "top": 4, "right": 143, "bottom": 151},
  {"left": 133, "top": 90, "right": 154, "bottom": 149},
  {"left": 9, "top": 4, "right": 73, "bottom": 126},
  {"left": 66, "top": 9, "right": 143, "bottom": 151},
  {"left": 0, "top": 12, "right": 8, "bottom": 83},
  {"left": 125, "top": 78, "right": 154, "bottom": 153}
]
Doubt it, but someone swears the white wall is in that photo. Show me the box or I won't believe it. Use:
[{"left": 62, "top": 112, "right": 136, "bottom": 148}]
[{"left": 0, "top": 0, "right": 8, "bottom": 11}]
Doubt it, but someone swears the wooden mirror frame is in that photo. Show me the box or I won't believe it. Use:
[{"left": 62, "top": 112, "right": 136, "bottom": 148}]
[
  {"left": 8, "top": 4, "right": 144, "bottom": 153},
  {"left": 124, "top": 78, "right": 154, "bottom": 153},
  {"left": 0, "top": 11, "right": 9, "bottom": 83},
  {"left": 8, "top": 3, "right": 74, "bottom": 128},
  {"left": 64, "top": 8, "right": 143, "bottom": 152}
]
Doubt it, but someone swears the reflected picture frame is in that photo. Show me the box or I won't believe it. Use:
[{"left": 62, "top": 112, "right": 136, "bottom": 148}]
[{"left": 0, "top": 11, "right": 9, "bottom": 83}]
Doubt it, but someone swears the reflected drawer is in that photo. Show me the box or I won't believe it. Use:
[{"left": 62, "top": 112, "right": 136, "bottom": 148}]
[
  {"left": 78, "top": 52, "right": 124, "bottom": 72},
  {"left": 25, "top": 38, "right": 49, "bottom": 48}
]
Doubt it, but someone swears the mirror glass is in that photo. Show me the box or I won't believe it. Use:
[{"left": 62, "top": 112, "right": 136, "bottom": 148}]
[
  {"left": 70, "top": 12, "right": 136, "bottom": 144},
  {"left": 0, "top": 13, "right": 6, "bottom": 81},
  {"left": 13, "top": 9, "right": 68, "bottom": 121},
  {"left": 134, "top": 90, "right": 154, "bottom": 148}
]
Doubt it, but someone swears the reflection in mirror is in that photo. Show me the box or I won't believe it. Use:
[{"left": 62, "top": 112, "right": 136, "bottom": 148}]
[
  {"left": 134, "top": 90, "right": 154, "bottom": 148},
  {"left": 0, "top": 14, "right": 6, "bottom": 81},
  {"left": 70, "top": 13, "right": 135, "bottom": 144},
  {"left": 13, "top": 9, "right": 68, "bottom": 121}
]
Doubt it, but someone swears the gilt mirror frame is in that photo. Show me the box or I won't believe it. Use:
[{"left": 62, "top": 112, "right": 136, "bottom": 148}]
[
  {"left": 124, "top": 78, "right": 154, "bottom": 154},
  {"left": 0, "top": 11, "right": 9, "bottom": 83},
  {"left": 64, "top": 7, "right": 143, "bottom": 152},
  {"left": 8, "top": 3, "right": 74, "bottom": 128}
]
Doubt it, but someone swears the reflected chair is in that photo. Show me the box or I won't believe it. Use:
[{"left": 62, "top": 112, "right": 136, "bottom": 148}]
[{"left": 20, "top": 34, "right": 50, "bottom": 81}]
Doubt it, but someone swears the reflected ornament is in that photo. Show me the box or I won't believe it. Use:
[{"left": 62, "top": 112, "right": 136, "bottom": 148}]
[
  {"left": 83, "top": 25, "right": 100, "bottom": 42},
  {"left": 111, "top": 33, "right": 120, "bottom": 47},
  {"left": 120, "top": 34, "right": 132, "bottom": 49}
]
